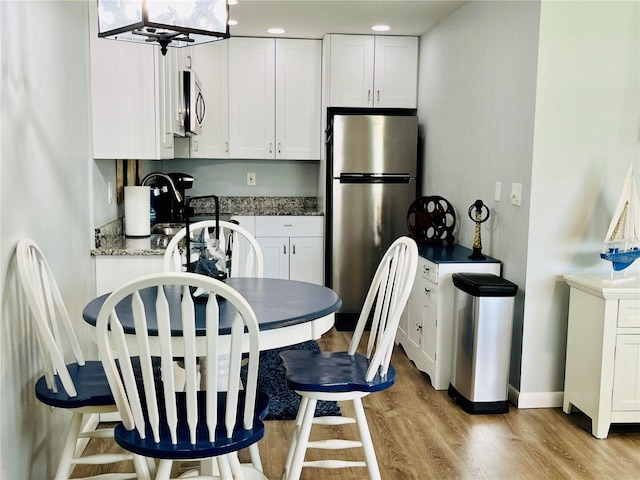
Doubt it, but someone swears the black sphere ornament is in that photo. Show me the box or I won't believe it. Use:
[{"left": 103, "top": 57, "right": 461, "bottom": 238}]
[{"left": 468, "top": 199, "right": 490, "bottom": 260}]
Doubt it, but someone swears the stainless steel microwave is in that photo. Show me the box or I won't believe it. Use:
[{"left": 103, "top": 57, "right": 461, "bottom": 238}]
[{"left": 183, "top": 70, "right": 205, "bottom": 136}]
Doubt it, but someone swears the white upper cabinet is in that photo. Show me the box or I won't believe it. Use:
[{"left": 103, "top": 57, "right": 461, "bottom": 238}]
[
  {"left": 274, "top": 39, "right": 322, "bottom": 160},
  {"left": 89, "top": 2, "right": 174, "bottom": 160},
  {"left": 324, "top": 34, "right": 418, "bottom": 108},
  {"left": 228, "top": 38, "right": 275, "bottom": 159},
  {"left": 188, "top": 41, "right": 230, "bottom": 158},
  {"left": 228, "top": 38, "right": 321, "bottom": 160}
]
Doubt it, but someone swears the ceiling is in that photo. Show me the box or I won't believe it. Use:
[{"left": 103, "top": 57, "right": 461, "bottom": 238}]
[{"left": 227, "top": 1, "right": 470, "bottom": 39}]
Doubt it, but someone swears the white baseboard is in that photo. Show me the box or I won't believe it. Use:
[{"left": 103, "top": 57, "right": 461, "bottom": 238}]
[{"left": 509, "top": 384, "right": 564, "bottom": 409}]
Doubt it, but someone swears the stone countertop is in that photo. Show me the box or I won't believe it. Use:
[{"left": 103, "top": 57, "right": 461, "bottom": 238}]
[
  {"left": 93, "top": 196, "right": 322, "bottom": 256},
  {"left": 92, "top": 235, "right": 169, "bottom": 256},
  {"left": 417, "top": 243, "right": 500, "bottom": 264}
]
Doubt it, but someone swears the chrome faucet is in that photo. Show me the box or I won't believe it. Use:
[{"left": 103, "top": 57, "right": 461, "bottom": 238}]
[{"left": 141, "top": 172, "right": 183, "bottom": 204}]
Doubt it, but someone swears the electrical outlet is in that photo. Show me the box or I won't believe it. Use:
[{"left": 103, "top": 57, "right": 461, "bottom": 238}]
[{"left": 247, "top": 172, "right": 256, "bottom": 186}]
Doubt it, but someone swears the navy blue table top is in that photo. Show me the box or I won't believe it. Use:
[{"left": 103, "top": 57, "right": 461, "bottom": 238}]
[
  {"left": 83, "top": 277, "right": 342, "bottom": 336},
  {"left": 417, "top": 243, "right": 500, "bottom": 264}
]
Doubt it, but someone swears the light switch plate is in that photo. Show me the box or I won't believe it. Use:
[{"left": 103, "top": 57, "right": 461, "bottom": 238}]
[
  {"left": 247, "top": 172, "right": 256, "bottom": 186},
  {"left": 511, "top": 183, "right": 522, "bottom": 206}
]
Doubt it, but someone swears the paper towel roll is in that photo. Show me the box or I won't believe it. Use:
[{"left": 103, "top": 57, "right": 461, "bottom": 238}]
[{"left": 125, "top": 186, "right": 151, "bottom": 238}]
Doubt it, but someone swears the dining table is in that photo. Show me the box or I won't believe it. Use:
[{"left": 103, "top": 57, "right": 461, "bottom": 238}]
[{"left": 82, "top": 277, "right": 342, "bottom": 353}]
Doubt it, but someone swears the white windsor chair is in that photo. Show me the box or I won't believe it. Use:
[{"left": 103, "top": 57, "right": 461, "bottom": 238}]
[
  {"left": 96, "top": 272, "right": 269, "bottom": 480},
  {"left": 15, "top": 238, "right": 148, "bottom": 480},
  {"left": 163, "top": 220, "right": 266, "bottom": 470},
  {"left": 279, "top": 236, "right": 419, "bottom": 480},
  {"left": 164, "top": 220, "right": 264, "bottom": 278}
]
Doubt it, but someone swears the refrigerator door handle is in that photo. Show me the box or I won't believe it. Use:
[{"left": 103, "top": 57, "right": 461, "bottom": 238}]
[{"left": 339, "top": 173, "right": 411, "bottom": 184}]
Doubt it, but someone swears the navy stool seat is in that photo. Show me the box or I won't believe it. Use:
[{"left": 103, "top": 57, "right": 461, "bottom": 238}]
[
  {"left": 115, "top": 390, "right": 269, "bottom": 460},
  {"left": 35, "top": 360, "right": 113, "bottom": 408},
  {"left": 279, "top": 351, "right": 396, "bottom": 393}
]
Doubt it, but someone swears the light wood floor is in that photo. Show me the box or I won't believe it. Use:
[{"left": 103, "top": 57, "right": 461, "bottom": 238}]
[{"left": 74, "top": 328, "right": 640, "bottom": 479}]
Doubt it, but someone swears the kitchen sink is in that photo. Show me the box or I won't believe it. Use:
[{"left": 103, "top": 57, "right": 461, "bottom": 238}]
[{"left": 150, "top": 223, "right": 185, "bottom": 236}]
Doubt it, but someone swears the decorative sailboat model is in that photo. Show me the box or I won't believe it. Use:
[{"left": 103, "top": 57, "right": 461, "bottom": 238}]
[{"left": 601, "top": 163, "right": 640, "bottom": 283}]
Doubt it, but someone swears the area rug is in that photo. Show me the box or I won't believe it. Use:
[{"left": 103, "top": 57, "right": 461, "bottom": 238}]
[{"left": 243, "top": 340, "right": 341, "bottom": 421}]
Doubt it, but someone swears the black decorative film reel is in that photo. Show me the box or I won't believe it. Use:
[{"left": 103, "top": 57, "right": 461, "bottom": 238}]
[{"left": 407, "top": 196, "right": 456, "bottom": 245}]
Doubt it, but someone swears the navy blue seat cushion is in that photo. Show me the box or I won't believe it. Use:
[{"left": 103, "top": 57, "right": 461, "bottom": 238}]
[
  {"left": 279, "top": 350, "right": 396, "bottom": 393},
  {"left": 35, "top": 360, "right": 114, "bottom": 408},
  {"left": 114, "top": 390, "right": 269, "bottom": 460}
]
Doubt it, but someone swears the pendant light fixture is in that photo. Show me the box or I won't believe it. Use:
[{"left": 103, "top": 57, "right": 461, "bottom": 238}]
[{"left": 97, "top": 0, "right": 230, "bottom": 55}]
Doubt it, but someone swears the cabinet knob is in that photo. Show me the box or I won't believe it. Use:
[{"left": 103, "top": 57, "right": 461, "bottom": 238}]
[
  {"left": 283, "top": 244, "right": 287, "bottom": 255},
  {"left": 377, "top": 90, "right": 380, "bottom": 103},
  {"left": 292, "top": 244, "right": 296, "bottom": 255},
  {"left": 367, "top": 89, "right": 371, "bottom": 103},
  {"left": 416, "top": 324, "right": 422, "bottom": 332},
  {"left": 225, "top": 141, "right": 229, "bottom": 153},
  {"left": 269, "top": 143, "right": 273, "bottom": 154},
  {"left": 278, "top": 142, "right": 282, "bottom": 154},
  {"left": 424, "top": 287, "right": 431, "bottom": 295}
]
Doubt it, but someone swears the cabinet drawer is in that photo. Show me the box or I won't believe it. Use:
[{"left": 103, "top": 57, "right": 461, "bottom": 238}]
[
  {"left": 419, "top": 259, "right": 438, "bottom": 284},
  {"left": 619, "top": 300, "right": 640, "bottom": 328},
  {"left": 255, "top": 216, "right": 323, "bottom": 237},
  {"left": 415, "top": 278, "right": 438, "bottom": 304}
]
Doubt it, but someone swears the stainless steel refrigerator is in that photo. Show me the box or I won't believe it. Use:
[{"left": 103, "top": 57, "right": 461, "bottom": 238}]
[{"left": 326, "top": 109, "right": 418, "bottom": 329}]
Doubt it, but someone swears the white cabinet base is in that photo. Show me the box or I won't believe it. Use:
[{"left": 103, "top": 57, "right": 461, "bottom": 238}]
[
  {"left": 95, "top": 256, "right": 164, "bottom": 296},
  {"left": 397, "top": 245, "right": 501, "bottom": 390},
  {"left": 563, "top": 275, "right": 640, "bottom": 438}
]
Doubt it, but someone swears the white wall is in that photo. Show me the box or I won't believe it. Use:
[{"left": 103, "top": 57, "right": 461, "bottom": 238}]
[
  {"left": 418, "top": 0, "right": 639, "bottom": 407},
  {"left": 522, "top": 0, "right": 640, "bottom": 402},
  {"left": 418, "top": 0, "right": 540, "bottom": 392},
  {"left": 418, "top": 0, "right": 540, "bottom": 288},
  {"left": 0, "top": 1, "right": 95, "bottom": 478}
]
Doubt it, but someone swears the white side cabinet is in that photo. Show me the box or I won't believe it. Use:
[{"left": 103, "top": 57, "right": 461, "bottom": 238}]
[
  {"left": 94, "top": 256, "right": 164, "bottom": 296},
  {"left": 228, "top": 38, "right": 321, "bottom": 160},
  {"left": 397, "top": 246, "right": 501, "bottom": 390},
  {"left": 255, "top": 216, "right": 324, "bottom": 285},
  {"left": 562, "top": 275, "right": 640, "bottom": 438},
  {"left": 323, "top": 34, "right": 418, "bottom": 108}
]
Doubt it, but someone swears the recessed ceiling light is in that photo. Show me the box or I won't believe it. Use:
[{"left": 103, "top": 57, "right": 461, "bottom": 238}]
[
  {"left": 372, "top": 25, "right": 391, "bottom": 32},
  {"left": 267, "top": 27, "right": 286, "bottom": 34},
  {"left": 228, "top": 19, "right": 238, "bottom": 26}
]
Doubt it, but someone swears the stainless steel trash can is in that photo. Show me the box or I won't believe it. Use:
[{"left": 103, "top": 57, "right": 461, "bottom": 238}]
[{"left": 448, "top": 273, "right": 518, "bottom": 414}]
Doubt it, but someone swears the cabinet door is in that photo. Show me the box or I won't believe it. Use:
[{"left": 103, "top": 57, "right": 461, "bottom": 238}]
[
  {"left": 257, "top": 236, "right": 289, "bottom": 280},
  {"left": 229, "top": 38, "right": 275, "bottom": 159},
  {"left": 373, "top": 36, "right": 419, "bottom": 108},
  {"left": 612, "top": 335, "right": 640, "bottom": 411},
  {"left": 170, "top": 47, "right": 188, "bottom": 138},
  {"left": 190, "top": 41, "right": 229, "bottom": 158},
  {"left": 289, "top": 237, "right": 324, "bottom": 285},
  {"left": 326, "top": 35, "right": 375, "bottom": 107},
  {"left": 90, "top": 31, "right": 168, "bottom": 159},
  {"left": 421, "top": 300, "right": 438, "bottom": 367},
  {"left": 275, "top": 39, "right": 322, "bottom": 160}
]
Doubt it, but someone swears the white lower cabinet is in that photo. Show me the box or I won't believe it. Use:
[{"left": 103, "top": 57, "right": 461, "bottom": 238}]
[
  {"left": 397, "top": 247, "right": 501, "bottom": 390},
  {"left": 94, "top": 256, "right": 164, "bottom": 296},
  {"left": 562, "top": 275, "right": 640, "bottom": 438},
  {"left": 255, "top": 216, "right": 324, "bottom": 285}
]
